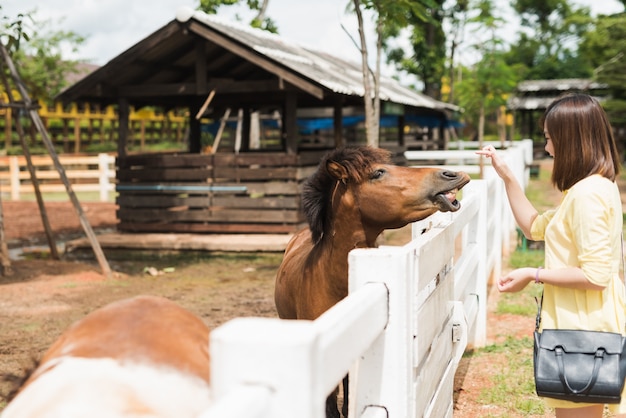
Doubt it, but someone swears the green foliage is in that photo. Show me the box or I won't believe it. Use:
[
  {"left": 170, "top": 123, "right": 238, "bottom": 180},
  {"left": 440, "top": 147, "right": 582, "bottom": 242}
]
[
  {"left": 381, "top": 0, "right": 445, "bottom": 97},
  {"left": 83, "top": 142, "right": 118, "bottom": 154},
  {"left": 0, "top": 7, "right": 86, "bottom": 102},
  {"left": 455, "top": 50, "right": 517, "bottom": 131},
  {"left": 505, "top": 0, "right": 595, "bottom": 80},
  {"left": 12, "top": 26, "right": 86, "bottom": 100},
  {"left": 0, "top": 5, "right": 31, "bottom": 54},
  {"left": 452, "top": 1, "right": 517, "bottom": 138},
  {"left": 579, "top": 13, "right": 626, "bottom": 142}
]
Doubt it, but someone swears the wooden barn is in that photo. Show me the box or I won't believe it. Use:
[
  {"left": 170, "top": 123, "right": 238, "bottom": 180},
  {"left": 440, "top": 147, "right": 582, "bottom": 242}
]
[
  {"left": 57, "top": 6, "right": 458, "bottom": 235},
  {"left": 507, "top": 78, "right": 609, "bottom": 142}
]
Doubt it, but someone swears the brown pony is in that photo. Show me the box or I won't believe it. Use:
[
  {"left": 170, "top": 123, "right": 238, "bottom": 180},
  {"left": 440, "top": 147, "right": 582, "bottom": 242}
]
[
  {"left": 274, "top": 145, "right": 470, "bottom": 417},
  {"left": 1, "top": 296, "right": 212, "bottom": 418}
]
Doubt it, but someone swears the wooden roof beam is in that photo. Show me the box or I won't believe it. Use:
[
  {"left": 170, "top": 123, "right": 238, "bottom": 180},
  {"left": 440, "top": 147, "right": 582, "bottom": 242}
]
[
  {"left": 186, "top": 21, "right": 324, "bottom": 100},
  {"left": 57, "top": 21, "right": 183, "bottom": 103},
  {"left": 118, "top": 79, "right": 299, "bottom": 98}
]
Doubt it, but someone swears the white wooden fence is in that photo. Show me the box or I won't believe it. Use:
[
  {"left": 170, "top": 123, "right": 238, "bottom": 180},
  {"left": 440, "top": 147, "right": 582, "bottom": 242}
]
[
  {"left": 199, "top": 140, "right": 534, "bottom": 418},
  {"left": 0, "top": 153, "right": 115, "bottom": 202}
]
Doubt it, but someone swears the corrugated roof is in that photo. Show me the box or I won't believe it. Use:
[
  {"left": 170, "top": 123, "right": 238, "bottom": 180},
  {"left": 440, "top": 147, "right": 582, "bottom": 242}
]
[
  {"left": 507, "top": 78, "right": 609, "bottom": 110},
  {"left": 516, "top": 78, "right": 608, "bottom": 92},
  {"left": 180, "top": 8, "right": 456, "bottom": 111},
  {"left": 58, "top": 7, "right": 456, "bottom": 114}
]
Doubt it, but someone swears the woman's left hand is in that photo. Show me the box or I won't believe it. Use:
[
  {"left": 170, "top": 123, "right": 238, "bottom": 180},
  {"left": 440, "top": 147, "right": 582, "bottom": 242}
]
[{"left": 497, "top": 267, "right": 536, "bottom": 293}]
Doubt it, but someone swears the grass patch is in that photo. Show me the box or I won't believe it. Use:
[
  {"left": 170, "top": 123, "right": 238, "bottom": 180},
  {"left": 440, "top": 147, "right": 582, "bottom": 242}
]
[
  {"left": 108, "top": 251, "right": 284, "bottom": 277},
  {"left": 508, "top": 250, "right": 544, "bottom": 269},
  {"left": 496, "top": 249, "right": 545, "bottom": 316},
  {"left": 496, "top": 280, "right": 543, "bottom": 317},
  {"left": 474, "top": 336, "right": 545, "bottom": 416}
]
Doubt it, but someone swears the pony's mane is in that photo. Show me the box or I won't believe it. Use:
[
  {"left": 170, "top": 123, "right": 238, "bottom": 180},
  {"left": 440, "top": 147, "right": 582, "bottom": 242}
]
[{"left": 302, "top": 146, "right": 392, "bottom": 244}]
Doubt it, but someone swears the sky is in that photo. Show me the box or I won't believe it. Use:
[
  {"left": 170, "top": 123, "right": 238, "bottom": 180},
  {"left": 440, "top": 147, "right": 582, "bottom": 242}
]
[{"left": 3, "top": 0, "right": 625, "bottom": 76}]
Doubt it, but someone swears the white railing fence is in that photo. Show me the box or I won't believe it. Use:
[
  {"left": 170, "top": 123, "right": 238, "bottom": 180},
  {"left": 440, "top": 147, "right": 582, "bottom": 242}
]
[
  {"left": 0, "top": 153, "right": 115, "bottom": 202},
  {"left": 198, "top": 140, "right": 534, "bottom": 418}
]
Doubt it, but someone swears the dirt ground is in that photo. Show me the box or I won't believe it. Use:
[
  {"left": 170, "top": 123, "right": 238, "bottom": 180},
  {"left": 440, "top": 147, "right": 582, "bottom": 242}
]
[
  {"left": 0, "top": 198, "right": 531, "bottom": 416},
  {"left": 0, "top": 198, "right": 533, "bottom": 416}
]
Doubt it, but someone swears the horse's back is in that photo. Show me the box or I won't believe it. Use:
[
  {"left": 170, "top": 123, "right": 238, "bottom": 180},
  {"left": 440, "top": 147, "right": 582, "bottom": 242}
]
[
  {"left": 39, "top": 295, "right": 210, "bottom": 383},
  {"left": 3, "top": 295, "right": 212, "bottom": 418}
]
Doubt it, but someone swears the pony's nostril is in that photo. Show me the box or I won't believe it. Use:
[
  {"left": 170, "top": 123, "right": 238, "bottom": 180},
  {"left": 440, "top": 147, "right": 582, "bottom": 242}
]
[{"left": 442, "top": 171, "right": 457, "bottom": 178}]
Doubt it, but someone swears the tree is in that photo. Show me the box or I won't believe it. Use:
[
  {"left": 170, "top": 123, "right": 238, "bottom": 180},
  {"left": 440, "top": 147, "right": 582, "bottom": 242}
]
[
  {"left": 455, "top": 0, "right": 517, "bottom": 149},
  {"left": 383, "top": 0, "right": 446, "bottom": 99},
  {"left": 506, "top": 0, "right": 594, "bottom": 79},
  {"left": 443, "top": 0, "right": 470, "bottom": 104},
  {"left": 12, "top": 26, "right": 85, "bottom": 101},
  {"left": 349, "top": 0, "right": 435, "bottom": 147},
  {"left": 198, "top": 0, "right": 278, "bottom": 32},
  {"left": 0, "top": 6, "right": 30, "bottom": 54},
  {"left": 1, "top": 7, "right": 86, "bottom": 102},
  {"left": 579, "top": 12, "right": 626, "bottom": 149}
]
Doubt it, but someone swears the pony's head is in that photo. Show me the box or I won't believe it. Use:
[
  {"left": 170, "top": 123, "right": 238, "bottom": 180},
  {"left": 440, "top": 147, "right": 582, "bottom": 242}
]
[{"left": 302, "top": 146, "right": 392, "bottom": 244}]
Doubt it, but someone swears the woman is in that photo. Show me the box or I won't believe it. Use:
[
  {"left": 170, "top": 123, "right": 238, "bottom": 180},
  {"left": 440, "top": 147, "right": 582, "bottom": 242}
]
[{"left": 477, "top": 93, "right": 626, "bottom": 418}]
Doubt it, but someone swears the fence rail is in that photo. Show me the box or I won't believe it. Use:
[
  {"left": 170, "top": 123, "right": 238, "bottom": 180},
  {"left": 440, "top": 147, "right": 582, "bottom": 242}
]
[
  {"left": 200, "top": 140, "right": 533, "bottom": 417},
  {"left": 0, "top": 153, "right": 115, "bottom": 202}
]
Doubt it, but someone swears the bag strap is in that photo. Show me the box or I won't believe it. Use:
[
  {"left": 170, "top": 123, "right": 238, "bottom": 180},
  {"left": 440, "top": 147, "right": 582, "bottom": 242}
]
[
  {"left": 535, "top": 233, "right": 625, "bottom": 333},
  {"left": 622, "top": 234, "right": 625, "bottom": 285},
  {"left": 535, "top": 293, "right": 542, "bottom": 333}
]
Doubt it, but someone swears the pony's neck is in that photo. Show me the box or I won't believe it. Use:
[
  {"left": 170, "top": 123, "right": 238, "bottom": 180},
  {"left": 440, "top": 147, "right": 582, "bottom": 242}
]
[{"left": 322, "top": 189, "right": 383, "bottom": 264}]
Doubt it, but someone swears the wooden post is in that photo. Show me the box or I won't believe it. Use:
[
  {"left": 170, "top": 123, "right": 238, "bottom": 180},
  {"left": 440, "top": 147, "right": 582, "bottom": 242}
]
[
  {"left": 284, "top": 92, "right": 298, "bottom": 154},
  {"left": 4, "top": 104, "right": 11, "bottom": 150},
  {"left": 98, "top": 153, "right": 111, "bottom": 203},
  {"left": 118, "top": 98, "right": 129, "bottom": 158},
  {"left": 0, "top": 43, "right": 112, "bottom": 279},
  {"left": 211, "top": 108, "right": 231, "bottom": 154},
  {"left": 100, "top": 117, "right": 105, "bottom": 143},
  {"left": 0, "top": 68, "right": 60, "bottom": 260},
  {"left": 140, "top": 119, "right": 146, "bottom": 150},
  {"left": 9, "top": 156, "right": 19, "bottom": 200},
  {"left": 189, "top": 98, "right": 202, "bottom": 153},
  {"left": 333, "top": 101, "right": 343, "bottom": 148},
  {"left": 73, "top": 117, "right": 81, "bottom": 153},
  {"left": 397, "top": 114, "right": 405, "bottom": 147},
  {"left": 0, "top": 190, "right": 11, "bottom": 276},
  {"left": 62, "top": 118, "right": 69, "bottom": 152}
]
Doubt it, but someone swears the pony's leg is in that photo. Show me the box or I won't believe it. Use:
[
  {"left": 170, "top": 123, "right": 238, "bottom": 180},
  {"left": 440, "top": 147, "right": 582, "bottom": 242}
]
[
  {"left": 325, "top": 388, "right": 341, "bottom": 418},
  {"left": 341, "top": 375, "right": 348, "bottom": 417}
]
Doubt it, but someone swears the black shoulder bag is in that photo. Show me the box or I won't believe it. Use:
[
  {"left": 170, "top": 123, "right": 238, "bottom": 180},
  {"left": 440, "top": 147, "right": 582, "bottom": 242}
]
[{"left": 533, "top": 283, "right": 626, "bottom": 403}]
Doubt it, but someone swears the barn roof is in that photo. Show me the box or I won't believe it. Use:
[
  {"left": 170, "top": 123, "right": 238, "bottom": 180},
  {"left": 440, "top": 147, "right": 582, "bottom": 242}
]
[
  {"left": 507, "top": 78, "right": 609, "bottom": 110},
  {"left": 57, "top": 7, "right": 456, "bottom": 114}
]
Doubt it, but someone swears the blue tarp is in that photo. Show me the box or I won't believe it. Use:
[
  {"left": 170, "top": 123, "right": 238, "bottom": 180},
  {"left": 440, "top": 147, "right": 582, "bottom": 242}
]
[{"left": 201, "top": 114, "right": 463, "bottom": 135}]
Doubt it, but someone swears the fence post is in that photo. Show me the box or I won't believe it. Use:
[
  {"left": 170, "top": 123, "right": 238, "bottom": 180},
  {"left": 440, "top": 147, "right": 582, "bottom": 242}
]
[
  {"left": 98, "top": 153, "right": 111, "bottom": 202},
  {"left": 209, "top": 318, "right": 323, "bottom": 418},
  {"left": 348, "top": 247, "right": 415, "bottom": 417},
  {"left": 461, "top": 180, "right": 488, "bottom": 347},
  {"left": 9, "top": 156, "right": 19, "bottom": 201}
]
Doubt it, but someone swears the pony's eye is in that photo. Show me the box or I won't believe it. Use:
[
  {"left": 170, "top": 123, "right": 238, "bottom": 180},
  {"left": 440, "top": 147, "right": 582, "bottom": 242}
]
[{"left": 371, "top": 169, "right": 385, "bottom": 180}]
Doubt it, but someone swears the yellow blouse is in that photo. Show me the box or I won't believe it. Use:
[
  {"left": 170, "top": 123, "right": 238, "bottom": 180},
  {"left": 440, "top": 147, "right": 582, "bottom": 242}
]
[{"left": 530, "top": 174, "right": 626, "bottom": 410}]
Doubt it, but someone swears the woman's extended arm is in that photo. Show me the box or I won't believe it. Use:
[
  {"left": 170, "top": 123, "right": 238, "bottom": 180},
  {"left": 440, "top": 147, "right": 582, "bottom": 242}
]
[
  {"left": 498, "top": 266, "right": 605, "bottom": 293},
  {"left": 476, "top": 145, "right": 538, "bottom": 237}
]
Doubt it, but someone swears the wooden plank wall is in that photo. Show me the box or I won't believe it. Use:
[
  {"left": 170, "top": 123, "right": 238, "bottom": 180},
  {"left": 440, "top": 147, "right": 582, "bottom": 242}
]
[{"left": 116, "top": 150, "right": 328, "bottom": 234}]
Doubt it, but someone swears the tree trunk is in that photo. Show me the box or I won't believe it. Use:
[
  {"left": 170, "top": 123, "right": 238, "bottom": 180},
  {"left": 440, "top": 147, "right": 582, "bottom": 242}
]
[
  {"left": 353, "top": 0, "right": 378, "bottom": 147},
  {"left": 478, "top": 103, "right": 485, "bottom": 177}
]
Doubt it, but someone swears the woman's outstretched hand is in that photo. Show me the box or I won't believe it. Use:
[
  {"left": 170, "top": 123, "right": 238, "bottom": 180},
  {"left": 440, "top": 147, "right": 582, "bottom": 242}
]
[{"left": 475, "top": 145, "right": 510, "bottom": 179}]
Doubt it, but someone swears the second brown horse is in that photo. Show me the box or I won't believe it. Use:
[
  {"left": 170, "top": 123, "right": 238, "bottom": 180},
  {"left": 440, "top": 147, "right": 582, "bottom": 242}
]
[{"left": 274, "top": 145, "right": 471, "bottom": 417}]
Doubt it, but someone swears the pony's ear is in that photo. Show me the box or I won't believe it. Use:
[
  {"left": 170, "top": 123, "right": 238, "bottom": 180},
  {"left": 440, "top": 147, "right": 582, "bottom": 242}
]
[{"left": 326, "top": 160, "right": 348, "bottom": 181}]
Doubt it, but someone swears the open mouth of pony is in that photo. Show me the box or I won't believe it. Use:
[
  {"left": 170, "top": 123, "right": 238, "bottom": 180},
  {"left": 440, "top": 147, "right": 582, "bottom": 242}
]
[{"left": 435, "top": 188, "right": 461, "bottom": 211}]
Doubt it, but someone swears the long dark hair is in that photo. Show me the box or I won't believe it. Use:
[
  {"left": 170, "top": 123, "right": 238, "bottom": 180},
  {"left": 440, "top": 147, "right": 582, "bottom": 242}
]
[{"left": 540, "top": 93, "right": 620, "bottom": 191}]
